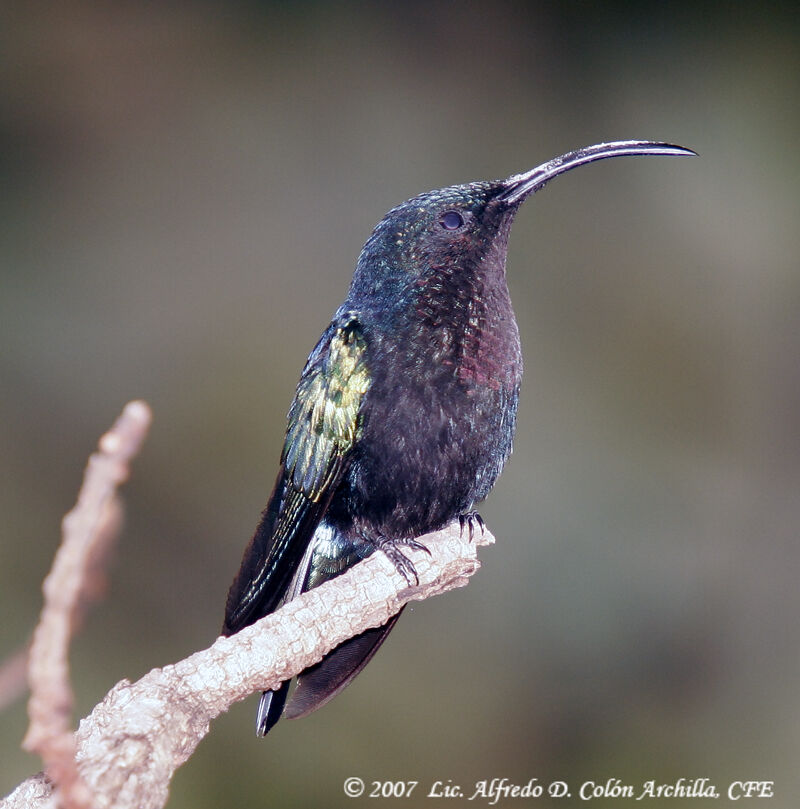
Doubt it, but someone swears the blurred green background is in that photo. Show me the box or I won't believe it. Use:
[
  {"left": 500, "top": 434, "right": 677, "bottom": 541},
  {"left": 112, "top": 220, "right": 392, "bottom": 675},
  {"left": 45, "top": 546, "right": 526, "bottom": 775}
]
[{"left": 1, "top": 2, "right": 798, "bottom": 807}]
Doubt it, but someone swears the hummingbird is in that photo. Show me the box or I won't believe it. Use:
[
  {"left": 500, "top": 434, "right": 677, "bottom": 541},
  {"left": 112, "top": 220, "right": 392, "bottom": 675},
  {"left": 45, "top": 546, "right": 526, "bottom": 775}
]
[{"left": 223, "top": 140, "right": 694, "bottom": 735}]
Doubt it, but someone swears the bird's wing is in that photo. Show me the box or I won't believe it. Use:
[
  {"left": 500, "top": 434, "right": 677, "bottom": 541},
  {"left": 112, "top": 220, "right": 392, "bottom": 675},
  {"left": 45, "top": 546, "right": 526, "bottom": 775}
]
[{"left": 223, "top": 314, "right": 370, "bottom": 635}]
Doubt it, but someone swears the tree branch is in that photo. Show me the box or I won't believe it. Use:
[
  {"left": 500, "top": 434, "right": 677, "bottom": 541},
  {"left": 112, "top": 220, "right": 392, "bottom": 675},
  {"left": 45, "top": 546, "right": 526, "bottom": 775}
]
[
  {"left": 20, "top": 401, "right": 152, "bottom": 809},
  {"left": 2, "top": 403, "right": 493, "bottom": 809}
]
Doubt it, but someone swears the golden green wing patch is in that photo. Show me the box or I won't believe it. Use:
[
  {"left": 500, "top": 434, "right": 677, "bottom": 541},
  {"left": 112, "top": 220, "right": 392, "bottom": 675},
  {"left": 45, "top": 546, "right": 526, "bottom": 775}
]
[{"left": 282, "top": 319, "right": 370, "bottom": 502}]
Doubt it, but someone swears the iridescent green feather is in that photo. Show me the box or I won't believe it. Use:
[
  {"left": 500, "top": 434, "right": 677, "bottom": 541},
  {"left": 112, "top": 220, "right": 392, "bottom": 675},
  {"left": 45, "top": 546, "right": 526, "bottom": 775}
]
[
  {"left": 283, "top": 319, "right": 370, "bottom": 504},
  {"left": 222, "top": 318, "right": 371, "bottom": 635}
]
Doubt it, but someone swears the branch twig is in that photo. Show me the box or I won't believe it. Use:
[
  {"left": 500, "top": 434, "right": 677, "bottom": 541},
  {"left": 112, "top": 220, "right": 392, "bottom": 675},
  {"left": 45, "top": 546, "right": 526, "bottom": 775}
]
[
  {"left": 20, "top": 401, "right": 152, "bottom": 809},
  {"left": 2, "top": 402, "right": 492, "bottom": 809}
]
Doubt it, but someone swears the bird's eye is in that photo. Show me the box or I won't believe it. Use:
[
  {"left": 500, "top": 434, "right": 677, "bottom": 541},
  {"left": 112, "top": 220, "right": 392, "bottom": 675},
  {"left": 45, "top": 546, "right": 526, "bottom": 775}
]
[{"left": 440, "top": 211, "right": 464, "bottom": 230}]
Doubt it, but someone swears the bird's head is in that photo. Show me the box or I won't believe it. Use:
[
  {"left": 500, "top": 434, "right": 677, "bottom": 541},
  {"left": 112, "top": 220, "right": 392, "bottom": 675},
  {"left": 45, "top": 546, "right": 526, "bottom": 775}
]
[{"left": 348, "top": 141, "right": 694, "bottom": 308}]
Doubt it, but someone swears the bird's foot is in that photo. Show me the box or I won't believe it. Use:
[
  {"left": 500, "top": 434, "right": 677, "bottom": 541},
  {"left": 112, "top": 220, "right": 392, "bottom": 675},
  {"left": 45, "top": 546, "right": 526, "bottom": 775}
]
[
  {"left": 458, "top": 511, "right": 485, "bottom": 542},
  {"left": 375, "top": 536, "right": 431, "bottom": 586}
]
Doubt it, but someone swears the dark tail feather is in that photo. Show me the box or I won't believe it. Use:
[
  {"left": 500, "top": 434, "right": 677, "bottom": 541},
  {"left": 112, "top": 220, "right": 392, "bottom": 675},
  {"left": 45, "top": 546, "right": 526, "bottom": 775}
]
[
  {"left": 284, "top": 608, "right": 404, "bottom": 720},
  {"left": 256, "top": 682, "right": 290, "bottom": 736}
]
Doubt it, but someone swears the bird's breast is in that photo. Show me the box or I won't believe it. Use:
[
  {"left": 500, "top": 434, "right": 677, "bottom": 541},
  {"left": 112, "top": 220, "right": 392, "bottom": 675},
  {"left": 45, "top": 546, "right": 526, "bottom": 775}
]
[{"left": 336, "top": 274, "right": 522, "bottom": 538}]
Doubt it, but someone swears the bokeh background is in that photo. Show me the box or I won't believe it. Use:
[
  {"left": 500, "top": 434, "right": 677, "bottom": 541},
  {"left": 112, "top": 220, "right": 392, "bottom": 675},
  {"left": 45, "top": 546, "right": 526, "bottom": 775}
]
[{"left": 2, "top": 2, "right": 798, "bottom": 806}]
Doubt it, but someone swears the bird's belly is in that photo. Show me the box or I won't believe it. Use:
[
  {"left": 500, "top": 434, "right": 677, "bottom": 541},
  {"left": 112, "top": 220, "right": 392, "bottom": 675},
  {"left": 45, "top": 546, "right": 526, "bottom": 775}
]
[{"left": 332, "top": 377, "right": 518, "bottom": 539}]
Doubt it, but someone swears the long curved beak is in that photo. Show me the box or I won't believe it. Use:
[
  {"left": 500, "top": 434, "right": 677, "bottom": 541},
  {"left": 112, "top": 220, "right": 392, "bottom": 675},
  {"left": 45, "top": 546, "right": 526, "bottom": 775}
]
[{"left": 498, "top": 140, "right": 696, "bottom": 205}]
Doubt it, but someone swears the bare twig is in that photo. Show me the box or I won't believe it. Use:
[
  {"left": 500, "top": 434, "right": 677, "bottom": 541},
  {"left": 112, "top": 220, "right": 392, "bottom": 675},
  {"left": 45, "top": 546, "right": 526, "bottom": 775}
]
[
  {"left": 2, "top": 402, "right": 492, "bottom": 809},
  {"left": 21, "top": 401, "right": 153, "bottom": 809}
]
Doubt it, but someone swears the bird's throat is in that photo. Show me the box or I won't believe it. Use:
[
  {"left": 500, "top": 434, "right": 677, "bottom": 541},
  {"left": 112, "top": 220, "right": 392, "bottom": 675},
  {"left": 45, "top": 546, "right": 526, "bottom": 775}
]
[{"left": 412, "top": 260, "right": 521, "bottom": 393}]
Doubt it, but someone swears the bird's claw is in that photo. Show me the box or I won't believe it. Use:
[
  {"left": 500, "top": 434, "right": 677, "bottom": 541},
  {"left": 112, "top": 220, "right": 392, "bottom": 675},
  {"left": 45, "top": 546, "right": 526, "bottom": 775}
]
[
  {"left": 458, "top": 511, "right": 485, "bottom": 542},
  {"left": 376, "top": 536, "right": 430, "bottom": 586}
]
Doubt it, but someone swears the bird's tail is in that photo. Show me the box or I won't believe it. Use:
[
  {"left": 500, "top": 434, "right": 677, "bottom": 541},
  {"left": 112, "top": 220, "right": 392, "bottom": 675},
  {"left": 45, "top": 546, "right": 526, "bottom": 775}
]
[
  {"left": 256, "top": 521, "right": 403, "bottom": 733},
  {"left": 285, "top": 609, "right": 404, "bottom": 720},
  {"left": 256, "top": 682, "right": 290, "bottom": 736}
]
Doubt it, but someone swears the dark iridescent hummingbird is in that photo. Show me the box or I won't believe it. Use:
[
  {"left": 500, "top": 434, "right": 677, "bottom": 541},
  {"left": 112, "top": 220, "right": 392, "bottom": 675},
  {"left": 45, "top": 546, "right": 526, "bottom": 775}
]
[{"left": 223, "top": 140, "right": 695, "bottom": 735}]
